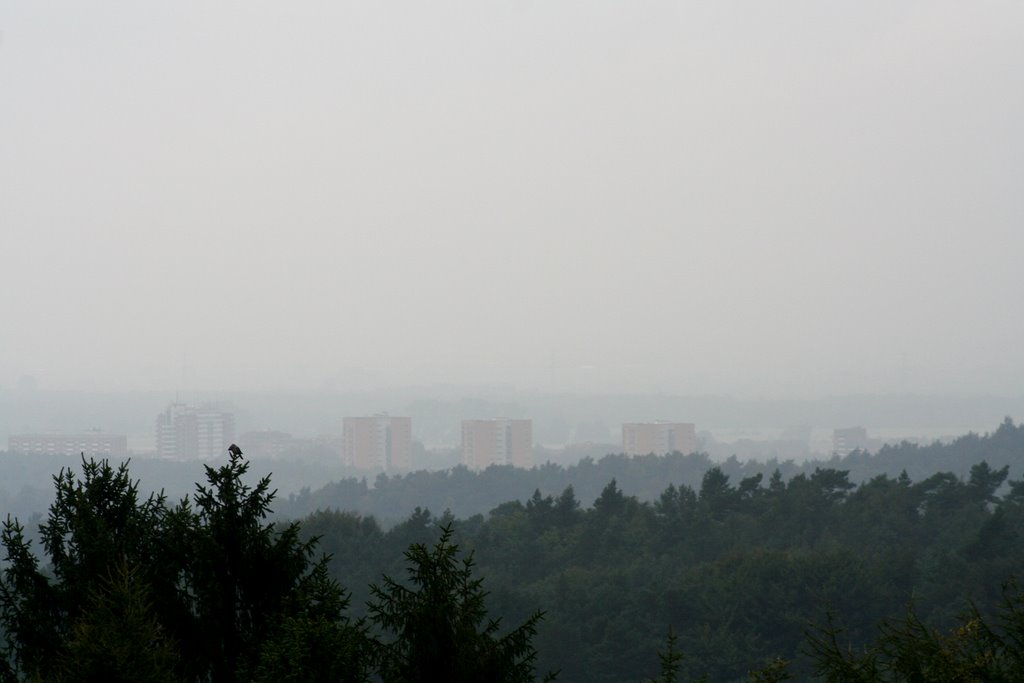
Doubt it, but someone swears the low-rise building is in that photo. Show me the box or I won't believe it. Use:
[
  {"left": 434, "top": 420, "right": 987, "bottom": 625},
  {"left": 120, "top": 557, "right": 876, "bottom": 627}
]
[{"left": 8, "top": 432, "right": 128, "bottom": 459}]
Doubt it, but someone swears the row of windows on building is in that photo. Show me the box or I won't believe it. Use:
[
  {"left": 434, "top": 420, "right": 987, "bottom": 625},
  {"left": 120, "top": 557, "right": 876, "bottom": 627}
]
[
  {"left": 0, "top": 404, "right": 238, "bottom": 462},
  {"left": 156, "top": 402, "right": 236, "bottom": 461},
  {"left": 6, "top": 432, "right": 128, "bottom": 459}
]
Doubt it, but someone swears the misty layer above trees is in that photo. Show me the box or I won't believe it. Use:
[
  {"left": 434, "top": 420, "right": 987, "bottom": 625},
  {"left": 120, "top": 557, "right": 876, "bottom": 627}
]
[
  {"left": 279, "top": 417, "right": 1024, "bottom": 520},
  {"left": 2, "top": 418, "right": 1021, "bottom": 526}
]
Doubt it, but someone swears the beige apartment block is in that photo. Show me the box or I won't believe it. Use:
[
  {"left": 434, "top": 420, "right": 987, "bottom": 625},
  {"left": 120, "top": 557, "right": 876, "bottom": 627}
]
[
  {"left": 622, "top": 422, "right": 697, "bottom": 456},
  {"left": 342, "top": 415, "right": 412, "bottom": 471},
  {"left": 461, "top": 418, "right": 532, "bottom": 470}
]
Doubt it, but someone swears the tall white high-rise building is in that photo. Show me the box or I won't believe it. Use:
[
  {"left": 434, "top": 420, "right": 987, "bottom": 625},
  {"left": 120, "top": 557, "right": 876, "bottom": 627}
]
[
  {"left": 196, "top": 406, "right": 236, "bottom": 460},
  {"left": 156, "top": 402, "right": 235, "bottom": 460},
  {"left": 832, "top": 426, "right": 870, "bottom": 457}
]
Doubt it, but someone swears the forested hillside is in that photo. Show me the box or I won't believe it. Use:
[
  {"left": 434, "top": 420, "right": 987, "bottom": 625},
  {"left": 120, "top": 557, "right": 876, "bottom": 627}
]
[
  {"left": 279, "top": 417, "right": 1024, "bottom": 520},
  {"left": 303, "top": 454, "right": 1024, "bottom": 680},
  {"left": 3, "top": 420, "right": 1023, "bottom": 681}
]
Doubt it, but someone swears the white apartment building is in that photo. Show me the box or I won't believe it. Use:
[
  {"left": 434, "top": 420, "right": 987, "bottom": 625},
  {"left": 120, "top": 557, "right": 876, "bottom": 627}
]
[{"left": 156, "top": 402, "right": 235, "bottom": 460}]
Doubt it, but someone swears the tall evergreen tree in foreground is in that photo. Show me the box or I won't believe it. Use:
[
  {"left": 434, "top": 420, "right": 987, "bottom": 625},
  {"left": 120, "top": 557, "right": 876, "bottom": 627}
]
[
  {"left": 0, "top": 452, "right": 367, "bottom": 682},
  {"left": 3, "top": 445, "right": 1024, "bottom": 681},
  {"left": 0, "top": 452, "right": 550, "bottom": 682},
  {"left": 369, "top": 523, "right": 551, "bottom": 683}
]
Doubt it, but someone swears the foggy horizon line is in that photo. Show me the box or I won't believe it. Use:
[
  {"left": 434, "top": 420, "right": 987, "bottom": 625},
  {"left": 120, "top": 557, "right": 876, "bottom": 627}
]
[{"left": 5, "top": 383, "right": 1024, "bottom": 402}]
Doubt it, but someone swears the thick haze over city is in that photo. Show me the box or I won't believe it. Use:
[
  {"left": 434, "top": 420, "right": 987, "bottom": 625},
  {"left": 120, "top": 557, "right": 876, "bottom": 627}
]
[
  {"left": 6, "top": 8, "right": 1024, "bottom": 681},
  {"left": 2, "top": 2, "right": 1023, "bottom": 398}
]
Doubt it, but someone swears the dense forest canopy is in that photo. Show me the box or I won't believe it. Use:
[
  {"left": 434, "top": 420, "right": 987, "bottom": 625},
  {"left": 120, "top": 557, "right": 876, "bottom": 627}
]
[
  {"left": 2, "top": 418, "right": 1024, "bottom": 681},
  {"left": 303, "top": 425, "right": 1024, "bottom": 681}
]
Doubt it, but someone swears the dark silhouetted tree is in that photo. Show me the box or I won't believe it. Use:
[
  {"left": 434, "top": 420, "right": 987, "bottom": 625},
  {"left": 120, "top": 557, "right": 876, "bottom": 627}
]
[{"left": 368, "top": 523, "right": 552, "bottom": 683}]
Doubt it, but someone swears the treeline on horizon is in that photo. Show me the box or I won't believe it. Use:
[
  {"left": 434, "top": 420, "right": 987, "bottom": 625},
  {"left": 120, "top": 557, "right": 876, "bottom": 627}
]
[
  {"left": 295, "top": 418, "right": 1024, "bottom": 681},
  {"left": 278, "top": 417, "right": 1024, "bottom": 521},
  {"left": 2, "top": 420, "right": 1024, "bottom": 681},
  {"left": 3, "top": 418, "right": 1022, "bottom": 525}
]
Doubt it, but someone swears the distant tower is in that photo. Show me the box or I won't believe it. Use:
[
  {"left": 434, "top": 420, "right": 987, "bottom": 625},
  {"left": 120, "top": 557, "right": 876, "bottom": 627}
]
[
  {"left": 196, "top": 406, "right": 236, "bottom": 460},
  {"left": 156, "top": 402, "right": 234, "bottom": 460},
  {"left": 461, "top": 419, "right": 533, "bottom": 470},
  {"left": 832, "top": 427, "right": 869, "bottom": 457},
  {"left": 342, "top": 415, "right": 412, "bottom": 471},
  {"left": 156, "top": 403, "right": 192, "bottom": 459},
  {"left": 622, "top": 422, "right": 697, "bottom": 456}
]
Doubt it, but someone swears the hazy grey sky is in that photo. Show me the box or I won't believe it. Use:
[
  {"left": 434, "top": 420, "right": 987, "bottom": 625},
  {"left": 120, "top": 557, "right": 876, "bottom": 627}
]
[{"left": 2, "top": 2, "right": 1022, "bottom": 397}]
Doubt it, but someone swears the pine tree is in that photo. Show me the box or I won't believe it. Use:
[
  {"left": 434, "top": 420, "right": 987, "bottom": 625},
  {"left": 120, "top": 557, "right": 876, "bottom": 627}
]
[{"left": 368, "top": 523, "right": 553, "bottom": 683}]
